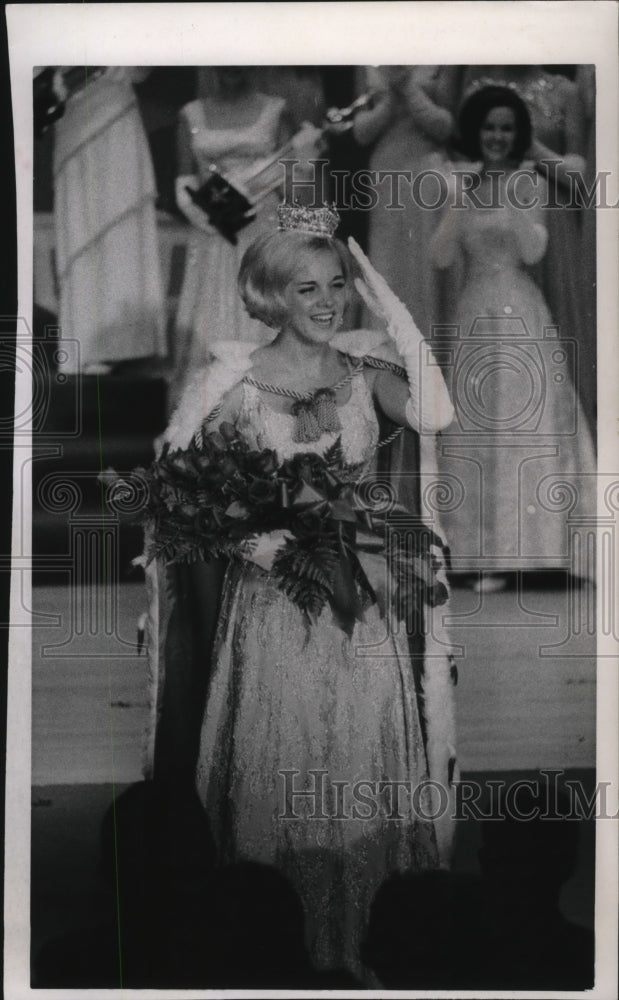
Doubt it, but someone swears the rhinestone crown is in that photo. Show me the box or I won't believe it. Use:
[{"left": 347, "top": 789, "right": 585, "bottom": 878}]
[{"left": 277, "top": 202, "right": 340, "bottom": 238}]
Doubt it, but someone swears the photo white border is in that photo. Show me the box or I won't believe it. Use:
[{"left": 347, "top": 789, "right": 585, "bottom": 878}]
[{"left": 6, "top": 3, "right": 619, "bottom": 997}]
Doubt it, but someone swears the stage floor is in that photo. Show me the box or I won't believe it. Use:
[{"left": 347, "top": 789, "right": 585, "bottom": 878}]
[
  {"left": 25, "top": 578, "right": 597, "bottom": 987},
  {"left": 31, "top": 577, "right": 596, "bottom": 783}
]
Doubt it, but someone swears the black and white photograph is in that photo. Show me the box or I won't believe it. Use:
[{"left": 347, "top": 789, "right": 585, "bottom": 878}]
[{"left": 5, "top": 3, "right": 618, "bottom": 996}]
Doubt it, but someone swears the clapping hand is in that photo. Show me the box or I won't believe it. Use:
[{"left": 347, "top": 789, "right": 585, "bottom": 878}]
[{"left": 52, "top": 69, "right": 68, "bottom": 103}]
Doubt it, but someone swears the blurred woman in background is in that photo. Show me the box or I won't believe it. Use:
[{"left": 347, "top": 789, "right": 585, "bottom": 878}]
[
  {"left": 459, "top": 66, "right": 594, "bottom": 429},
  {"left": 52, "top": 67, "right": 166, "bottom": 375},
  {"left": 431, "top": 85, "right": 596, "bottom": 591},
  {"left": 171, "top": 68, "right": 287, "bottom": 401},
  {"left": 171, "top": 67, "right": 322, "bottom": 408},
  {"left": 353, "top": 66, "right": 461, "bottom": 337}
]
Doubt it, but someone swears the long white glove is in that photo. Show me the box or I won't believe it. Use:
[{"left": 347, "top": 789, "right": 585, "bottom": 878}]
[
  {"left": 347, "top": 238, "right": 454, "bottom": 433},
  {"left": 175, "top": 175, "right": 217, "bottom": 234},
  {"left": 503, "top": 173, "right": 549, "bottom": 265}
]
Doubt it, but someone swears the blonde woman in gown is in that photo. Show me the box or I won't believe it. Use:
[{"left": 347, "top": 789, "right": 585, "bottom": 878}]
[
  {"left": 148, "top": 212, "right": 457, "bottom": 979},
  {"left": 432, "top": 85, "right": 596, "bottom": 589}
]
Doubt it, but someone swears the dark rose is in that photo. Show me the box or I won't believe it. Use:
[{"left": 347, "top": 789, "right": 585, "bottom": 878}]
[
  {"left": 206, "top": 431, "right": 227, "bottom": 451},
  {"left": 193, "top": 453, "right": 214, "bottom": 473},
  {"left": 248, "top": 478, "right": 277, "bottom": 504},
  {"left": 245, "top": 449, "right": 278, "bottom": 478},
  {"left": 200, "top": 468, "right": 227, "bottom": 492},
  {"left": 169, "top": 453, "right": 197, "bottom": 478},
  {"left": 195, "top": 488, "right": 216, "bottom": 506},
  {"left": 298, "top": 454, "right": 327, "bottom": 485},
  {"left": 197, "top": 509, "right": 220, "bottom": 534},
  {"left": 296, "top": 508, "right": 327, "bottom": 533},
  {"left": 219, "top": 421, "right": 237, "bottom": 443},
  {"left": 220, "top": 456, "right": 240, "bottom": 478},
  {"left": 298, "top": 459, "right": 314, "bottom": 484},
  {"left": 227, "top": 521, "right": 251, "bottom": 541},
  {"left": 152, "top": 463, "right": 173, "bottom": 484}
]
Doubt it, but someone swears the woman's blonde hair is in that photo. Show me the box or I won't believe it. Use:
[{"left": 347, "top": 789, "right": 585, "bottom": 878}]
[{"left": 238, "top": 230, "right": 353, "bottom": 329}]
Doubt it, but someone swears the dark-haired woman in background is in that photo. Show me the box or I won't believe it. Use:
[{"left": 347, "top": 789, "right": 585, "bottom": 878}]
[
  {"left": 459, "top": 66, "right": 594, "bottom": 428},
  {"left": 431, "top": 85, "right": 596, "bottom": 591}
]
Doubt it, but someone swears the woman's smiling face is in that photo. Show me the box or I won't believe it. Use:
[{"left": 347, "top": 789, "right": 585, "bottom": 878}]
[
  {"left": 282, "top": 249, "right": 347, "bottom": 343},
  {"left": 479, "top": 105, "right": 518, "bottom": 166}
]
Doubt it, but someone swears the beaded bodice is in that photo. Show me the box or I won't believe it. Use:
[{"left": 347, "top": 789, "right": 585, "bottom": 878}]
[{"left": 462, "top": 206, "right": 526, "bottom": 277}]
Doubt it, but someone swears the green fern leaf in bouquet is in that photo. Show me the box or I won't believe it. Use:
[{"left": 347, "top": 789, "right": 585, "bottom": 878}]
[{"left": 272, "top": 523, "right": 340, "bottom": 622}]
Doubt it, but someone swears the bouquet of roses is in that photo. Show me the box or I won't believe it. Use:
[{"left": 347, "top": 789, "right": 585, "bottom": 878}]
[{"left": 107, "top": 423, "right": 447, "bottom": 635}]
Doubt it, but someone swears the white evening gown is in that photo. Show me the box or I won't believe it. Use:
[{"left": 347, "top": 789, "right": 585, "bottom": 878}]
[
  {"left": 436, "top": 205, "right": 596, "bottom": 571},
  {"left": 172, "top": 95, "right": 284, "bottom": 391},
  {"left": 53, "top": 69, "right": 166, "bottom": 371},
  {"left": 358, "top": 66, "right": 455, "bottom": 337}
]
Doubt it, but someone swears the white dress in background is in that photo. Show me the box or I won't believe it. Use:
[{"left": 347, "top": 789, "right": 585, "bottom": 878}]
[
  {"left": 353, "top": 66, "right": 458, "bottom": 337},
  {"left": 459, "top": 67, "right": 595, "bottom": 429},
  {"left": 53, "top": 68, "right": 166, "bottom": 372},
  {"left": 172, "top": 95, "right": 285, "bottom": 385},
  {"left": 434, "top": 197, "right": 596, "bottom": 571}
]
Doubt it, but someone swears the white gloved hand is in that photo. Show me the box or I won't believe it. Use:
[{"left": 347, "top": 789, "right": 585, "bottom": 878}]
[
  {"left": 348, "top": 237, "right": 454, "bottom": 433},
  {"left": 348, "top": 236, "right": 423, "bottom": 353},
  {"left": 175, "top": 175, "right": 217, "bottom": 234},
  {"left": 246, "top": 530, "right": 293, "bottom": 572},
  {"left": 290, "top": 121, "right": 325, "bottom": 157},
  {"left": 105, "top": 66, "right": 133, "bottom": 85},
  {"left": 52, "top": 69, "right": 68, "bottom": 103}
]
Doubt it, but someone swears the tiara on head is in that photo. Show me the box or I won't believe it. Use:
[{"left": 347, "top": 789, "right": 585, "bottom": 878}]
[
  {"left": 277, "top": 202, "right": 340, "bottom": 238},
  {"left": 461, "top": 77, "right": 526, "bottom": 106}
]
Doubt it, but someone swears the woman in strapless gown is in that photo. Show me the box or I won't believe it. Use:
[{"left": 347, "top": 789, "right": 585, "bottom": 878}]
[
  {"left": 170, "top": 69, "right": 288, "bottom": 404},
  {"left": 431, "top": 85, "right": 596, "bottom": 586}
]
